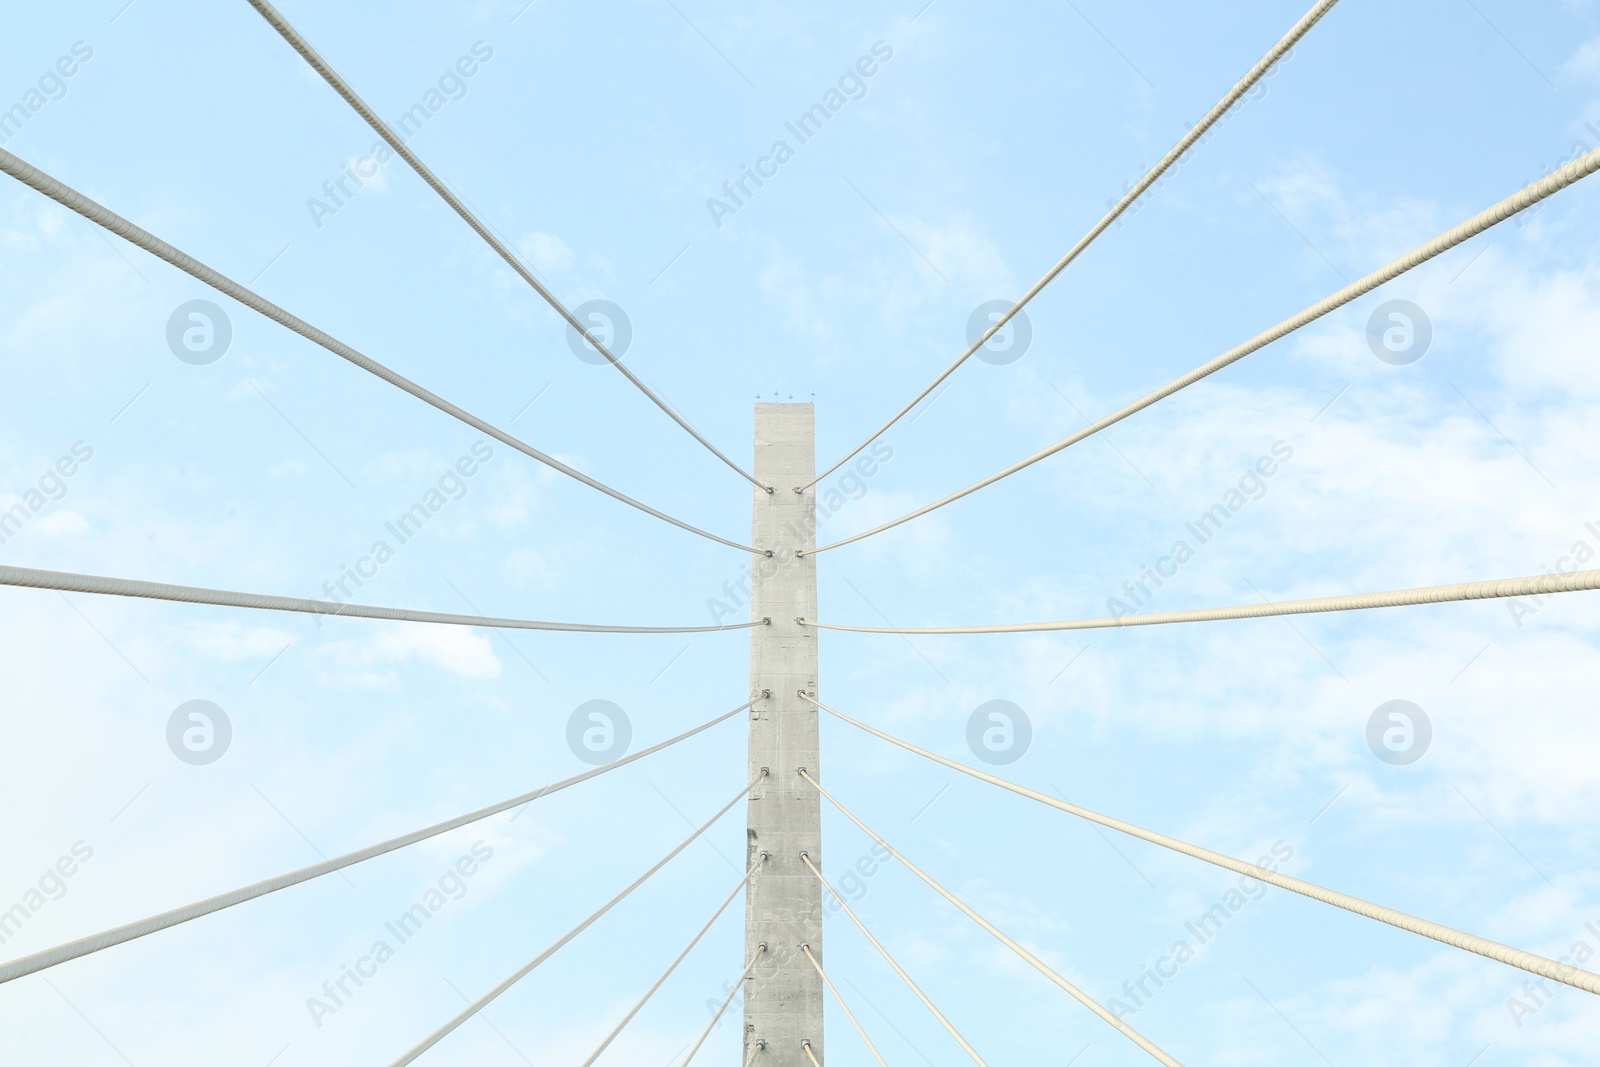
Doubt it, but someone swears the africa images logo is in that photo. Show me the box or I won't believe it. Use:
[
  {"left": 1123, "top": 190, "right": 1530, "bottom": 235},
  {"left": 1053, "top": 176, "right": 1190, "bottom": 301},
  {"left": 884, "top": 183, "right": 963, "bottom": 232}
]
[
  {"left": 567, "top": 700, "right": 632, "bottom": 765},
  {"left": 166, "top": 700, "right": 231, "bottom": 766},
  {"left": 966, "top": 700, "right": 1031, "bottom": 765},
  {"left": 1365, "top": 700, "right": 1431, "bottom": 766}
]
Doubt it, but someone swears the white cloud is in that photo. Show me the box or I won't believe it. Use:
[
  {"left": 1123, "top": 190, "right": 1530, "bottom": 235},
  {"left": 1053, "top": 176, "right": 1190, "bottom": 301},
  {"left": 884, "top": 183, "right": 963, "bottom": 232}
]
[
  {"left": 519, "top": 230, "right": 575, "bottom": 275},
  {"left": 318, "top": 622, "right": 501, "bottom": 682},
  {"left": 755, "top": 213, "right": 1013, "bottom": 359},
  {"left": 25, "top": 509, "right": 89, "bottom": 538},
  {"left": 1565, "top": 35, "right": 1600, "bottom": 82},
  {"left": 176, "top": 621, "right": 294, "bottom": 662}
]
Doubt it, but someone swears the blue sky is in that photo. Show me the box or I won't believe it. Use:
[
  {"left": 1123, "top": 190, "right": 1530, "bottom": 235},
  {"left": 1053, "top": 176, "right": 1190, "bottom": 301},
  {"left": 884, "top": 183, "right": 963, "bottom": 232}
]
[{"left": 4, "top": 0, "right": 1600, "bottom": 1064}]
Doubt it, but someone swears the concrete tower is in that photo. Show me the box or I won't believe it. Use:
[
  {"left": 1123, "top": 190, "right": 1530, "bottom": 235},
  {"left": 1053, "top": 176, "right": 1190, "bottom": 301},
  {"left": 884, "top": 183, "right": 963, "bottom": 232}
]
[{"left": 743, "top": 403, "right": 823, "bottom": 1064}]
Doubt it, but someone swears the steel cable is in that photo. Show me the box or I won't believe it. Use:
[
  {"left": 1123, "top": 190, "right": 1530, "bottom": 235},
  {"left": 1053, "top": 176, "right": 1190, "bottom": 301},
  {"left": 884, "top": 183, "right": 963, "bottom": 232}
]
[
  {"left": 577, "top": 859, "right": 761, "bottom": 1067},
  {"left": 806, "top": 143, "right": 1600, "bottom": 554},
  {"left": 801, "top": 944, "right": 889, "bottom": 1067},
  {"left": 0, "top": 563, "right": 766, "bottom": 634},
  {"left": 679, "top": 946, "right": 764, "bottom": 1067},
  {"left": 0, "top": 145, "right": 764, "bottom": 554},
  {"left": 0, "top": 701, "right": 752, "bottom": 985},
  {"left": 801, "top": 0, "right": 1341, "bottom": 492},
  {"left": 800, "top": 567, "right": 1600, "bottom": 634},
  {"left": 243, "top": 0, "right": 769, "bottom": 493},
  {"left": 803, "top": 771, "right": 1184, "bottom": 1066},
  {"left": 387, "top": 774, "right": 763, "bottom": 1066},
  {"left": 799, "top": 853, "right": 990, "bottom": 1066},
  {"left": 807, "top": 694, "right": 1600, "bottom": 997}
]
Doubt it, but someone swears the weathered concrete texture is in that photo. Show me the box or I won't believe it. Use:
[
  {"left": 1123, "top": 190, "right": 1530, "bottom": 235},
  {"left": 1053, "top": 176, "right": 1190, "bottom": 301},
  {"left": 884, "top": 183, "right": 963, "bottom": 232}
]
[{"left": 744, "top": 403, "right": 822, "bottom": 1065}]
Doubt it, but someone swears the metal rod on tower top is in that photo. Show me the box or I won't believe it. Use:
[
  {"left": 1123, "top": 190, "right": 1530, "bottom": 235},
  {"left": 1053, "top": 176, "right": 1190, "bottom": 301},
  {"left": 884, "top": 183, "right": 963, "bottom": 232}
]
[{"left": 744, "top": 403, "right": 823, "bottom": 1063}]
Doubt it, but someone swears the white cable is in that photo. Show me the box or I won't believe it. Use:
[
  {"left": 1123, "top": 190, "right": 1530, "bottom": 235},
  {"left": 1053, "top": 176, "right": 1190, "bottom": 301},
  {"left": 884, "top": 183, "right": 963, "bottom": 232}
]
[
  {"left": 801, "top": 566, "right": 1600, "bottom": 634},
  {"left": 801, "top": 944, "right": 889, "bottom": 1067},
  {"left": 807, "top": 694, "right": 1600, "bottom": 997},
  {"left": 0, "top": 145, "right": 765, "bottom": 555},
  {"left": 806, "top": 143, "right": 1600, "bottom": 554},
  {"left": 801, "top": 771, "right": 1184, "bottom": 1067},
  {"left": 742, "top": 1041, "right": 764, "bottom": 1067},
  {"left": 0, "top": 563, "right": 765, "bottom": 634},
  {"left": 243, "top": 0, "right": 770, "bottom": 494},
  {"left": 802, "top": 0, "right": 1341, "bottom": 492},
  {"left": 578, "top": 860, "right": 760, "bottom": 1067},
  {"left": 0, "top": 701, "right": 752, "bottom": 986},
  {"left": 679, "top": 946, "right": 764, "bottom": 1067},
  {"left": 801, "top": 1041, "right": 823, "bottom": 1067},
  {"left": 800, "top": 853, "right": 990, "bottom": 1067},
  {"left": 387, "top": 775, "right": 762, "bottom": 1066}
]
